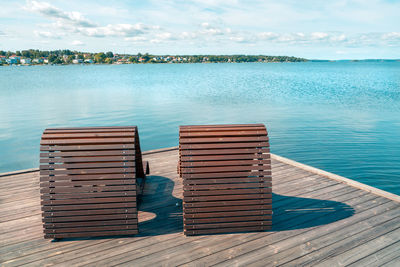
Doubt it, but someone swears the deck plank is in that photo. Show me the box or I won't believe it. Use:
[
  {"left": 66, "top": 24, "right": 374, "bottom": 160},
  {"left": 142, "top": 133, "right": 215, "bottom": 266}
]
[{"left": 1, "top": 148, "right": 399, "bottom": 266}]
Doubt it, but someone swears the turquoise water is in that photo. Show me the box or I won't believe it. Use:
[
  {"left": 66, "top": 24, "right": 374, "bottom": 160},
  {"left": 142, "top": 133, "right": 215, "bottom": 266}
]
[{"left": 0, "top": 62, "right": 399, "bottom": 194}]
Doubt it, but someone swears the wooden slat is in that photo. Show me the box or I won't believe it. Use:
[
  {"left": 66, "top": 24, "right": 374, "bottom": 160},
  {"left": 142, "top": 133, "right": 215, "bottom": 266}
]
[
  {"left": 180, "top": 154, "right": 270, "bottom": 161},
  {"left": 40, "top": 156, "right": 135, "bottom": 163},
  {"left": 40, "top": 179, "right": 136, "bottom": 187},
  {"left": 40, "top": 167, "right": 135, "bottom": 175},
  {"left": 180, "top": 148, "right": 269, "bottom": 156},
  {"left": 180, "top": 130, "right": 268, "bottom": 137},
  {"left": 184, "top": 199, "right": 272, "bottom": 208},
  {"left": 180, "top": 142, "right": 269, "bottom": 150},
  {"left": 43, "top": 208, "right": 137, "bottom": 217},
  {"left": 180, "top": 159, "right": 271, "bottom": 167},
  {"left": 40, "top": 144, "right": 135, "bottom": 151},
  {"left": 183, "top": 193, "right": 272, "bottom": 202},
  {"left": 184, "top": 226, "right": 270, "bottom": 235},
  {"left": 180, "top": 126, "right": 266, "bottom": 132},
  {"left": 183, "top": 177, "right": 271, "bottom": 185},
  {"left": 41, "top": 191, "right": 137, "bottom": 199},
  {"left": 40, "top": 162, "right": 135, "bottom": 170},
  {"left": 42, "top": 202, "right": 137, "bottom": 211},
  {"left": 44, "top": 230, "right": 138, "bottom": 239},
  {"left": 43, "top": 224, "right": 138, "bottom": 234},
  {"left": 45, "top": 126, "right": 137, "bottom": 130},
  {"left": 42, "top": 213, "right": 137, "bottom": 223},
  {"left": 185, "top": 221, "right": 271, "bottom": 230},
  {"left": 183, "top": 188, "right": 271, "bottom": 196},
  {"left": 180, "top": 124, "right": 265, "bottom": 128},
  {"left": 42, "top": 132, "right": 135, "bottom": 139},
  {"left": 40, "top": 138, "right": 135, "bottom": 145},
  {"left": 41, "top": 196, "right": 137, "bottom": 205},
  {"left": 180, "top": 136, "right": 269, "bottom": 144},
  {"left": 43, "top": 219, "right": 138, "bottom": 228},
  {"left": 184, "top": 204, "right": 272, "bottom": 213},
  {"left": 181, "top": 171, "right": 271, "bottom": 179},
  {"left": 41, "top": 185, "right": 136, "bottom": 193},
  {"left": 40, "top": 150, "right": 135, "bottom": 157},
  {"left": 183, "top": 182, "right": 271, "bottom": 191},
  {"left": 184, "top": 215, "right": 272, "bottom": 224},
  {"left": 40, "top": 174, "right": 135, "bottom": 182},
  {"left": 180, "top": 165, "right": 270, "bottom": 174}
]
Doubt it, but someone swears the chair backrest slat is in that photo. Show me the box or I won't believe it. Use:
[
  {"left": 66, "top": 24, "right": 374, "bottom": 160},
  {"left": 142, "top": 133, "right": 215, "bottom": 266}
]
[
  {"left": 179, "top": 124, "right": 272, "bottom": 236},
  {"left": 40, "top": 126, "right": 146, "bottom": 239}
]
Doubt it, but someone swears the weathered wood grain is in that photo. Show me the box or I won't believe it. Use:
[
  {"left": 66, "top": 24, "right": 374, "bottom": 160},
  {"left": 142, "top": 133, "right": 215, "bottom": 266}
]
[{"left": 1, "top": 147, "right": 400, "bottom": 267}]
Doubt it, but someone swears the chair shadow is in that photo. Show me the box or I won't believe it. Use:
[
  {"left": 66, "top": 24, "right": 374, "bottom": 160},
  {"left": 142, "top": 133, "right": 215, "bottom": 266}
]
[
  {"left": 137, "top": 175, "right": 183, "bottom": 236},
  {"left": 137, "top": 176, "right": 355, "bottom": 236},
  {"left": 271, "top": 193, "right": 355, "bottom": 231}
]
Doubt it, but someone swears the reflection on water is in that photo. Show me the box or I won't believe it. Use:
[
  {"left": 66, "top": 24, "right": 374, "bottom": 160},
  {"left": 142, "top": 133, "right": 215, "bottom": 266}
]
[{"left": 0, "top": 62, "right": 399, "bottom": 194}]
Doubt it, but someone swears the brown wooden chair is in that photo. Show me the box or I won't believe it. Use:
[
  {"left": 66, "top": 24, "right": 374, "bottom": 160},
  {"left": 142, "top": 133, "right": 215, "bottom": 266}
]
[
  {"left": 179, "top": 124, "right": 272, "bottom": 235},
  {"left": 40, "top": 126, "right": 149, "bottom": 239}
]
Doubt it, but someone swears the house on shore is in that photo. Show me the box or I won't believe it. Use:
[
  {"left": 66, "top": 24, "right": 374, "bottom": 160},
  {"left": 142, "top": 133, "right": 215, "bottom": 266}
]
[
  {"left": 32, "top": 58, "right": 44, "bottom": 64},
  {"left": 20, "top": 58, "right": 31, "bottom": 65}
]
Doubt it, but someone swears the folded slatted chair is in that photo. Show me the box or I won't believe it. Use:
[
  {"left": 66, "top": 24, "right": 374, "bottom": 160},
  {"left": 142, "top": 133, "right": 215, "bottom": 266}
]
[
  {"left": 179, "top": 124, "right": 272, "bottom": 235},
  {"left": 40, "top": 126, "right": 149, "bottom": 239}
]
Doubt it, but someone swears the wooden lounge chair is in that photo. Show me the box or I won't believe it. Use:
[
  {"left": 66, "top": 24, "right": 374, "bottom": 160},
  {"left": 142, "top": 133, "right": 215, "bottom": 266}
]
[
  {"left": 179, "top": 124, "right": 272, "bottom": 235},
  {"left": 40, "top": 126, "right": 149, "bottom": 239}
]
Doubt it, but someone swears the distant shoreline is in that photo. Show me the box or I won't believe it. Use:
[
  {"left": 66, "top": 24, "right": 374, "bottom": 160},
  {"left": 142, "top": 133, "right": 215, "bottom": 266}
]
[
  {"left": 1, "top": 61, "right": 309, "bottom": 67},
  {"left": 2, "top": 49, "right": 399, "bottom": 66},
  {"left": 1, "top": 60, "right": 399, "bottom": 67}
]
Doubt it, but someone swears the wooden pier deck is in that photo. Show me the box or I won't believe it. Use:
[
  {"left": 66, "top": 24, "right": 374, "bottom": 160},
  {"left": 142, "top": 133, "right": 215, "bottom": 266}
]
[{"left": 1, "top": 147, "right": 400, "bottom": 266}]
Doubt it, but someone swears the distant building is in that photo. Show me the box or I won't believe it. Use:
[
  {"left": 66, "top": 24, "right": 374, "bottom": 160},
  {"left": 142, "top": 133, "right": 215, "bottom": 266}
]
[
  {"left": 84, "top": 59, "right": 93, "bottom": 64},
  {"left": 72, "top": 59, "right": 83, "bottom": 64},
  {"left": 6, "top": 58, "right": 18, "bottom": 64},
  {"left": 43, "top": 58, "right": 49, "bottom": 64},
  {"left": 32, "top": 58, "right": 44, "bottom": 64},
  {"left": 20, "top": 58, "right": 31, "bottom": 64}
]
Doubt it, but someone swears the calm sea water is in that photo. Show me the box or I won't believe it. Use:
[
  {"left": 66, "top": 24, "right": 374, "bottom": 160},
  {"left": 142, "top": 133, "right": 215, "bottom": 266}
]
[{"left": 0, "top": 62, "right": 399, "bottom": 194}]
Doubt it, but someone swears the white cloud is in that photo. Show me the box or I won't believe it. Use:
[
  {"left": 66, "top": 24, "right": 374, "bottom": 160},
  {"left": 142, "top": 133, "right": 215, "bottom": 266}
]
[
  {"left": 71, "top": 40, "right": 84, "bottom": 46},
  {"left": 125, "top": 36, "right": 147, "bottom": 42},
  {"left": 77, "top": 23, "right": 147, "bottom": 37},
  {"left": 311, "top": 32, "right": 329, "bottom": 40},
  {"left": 382, "top": 32, "right": 400, "bottom": 40},
  {"left": 20, "top": 0, "right": 400, "bottom": 53},
  {"left": 181, "top": 32, "right": 197, "bottom": 39},
  {"left": 229, "top": 36, "right": 246, "bottom": 43},
  {"left": 199, "top": 22, "right": 225, "bottom": 36},
  {"left": 34, "top": 30, "right": 63, "bottom": 39},
  {"left": 258, "top": 32, "right": 279, "bottom": 40},
  {"left": 25, "top": 1, "right": 96, "bottom": 27},
  {"left": 155, "top": 32, "right": 177, "bottom": 40},
  {"left": 25, "top": 1, "right": 159, "bottom": 39}
]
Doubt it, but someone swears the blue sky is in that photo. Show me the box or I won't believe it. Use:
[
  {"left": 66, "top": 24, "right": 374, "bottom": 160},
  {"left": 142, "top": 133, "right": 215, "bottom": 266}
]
[{"left": 0, "top": 0, "right": 399, "bottom": 59}]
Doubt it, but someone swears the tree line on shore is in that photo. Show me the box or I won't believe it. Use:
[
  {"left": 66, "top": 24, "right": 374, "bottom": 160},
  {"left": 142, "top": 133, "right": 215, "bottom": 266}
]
[{"left": 0, "top": 49, "right": 308, "bottom": 65}]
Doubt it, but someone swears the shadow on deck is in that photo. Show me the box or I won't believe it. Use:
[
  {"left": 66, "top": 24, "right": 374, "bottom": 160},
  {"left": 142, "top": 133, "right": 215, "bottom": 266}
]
[
  {"left": 137, "top": 175, "right": 355, "bottom": 236},
  {"left": 49, "top": 174, "right": 354, "bottom": 242}
]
